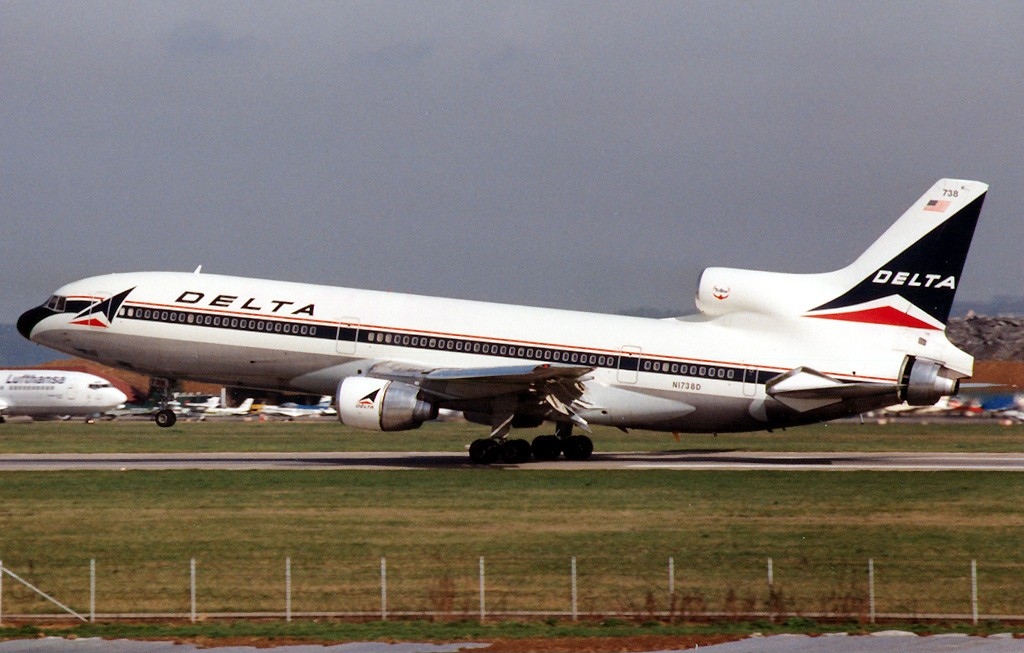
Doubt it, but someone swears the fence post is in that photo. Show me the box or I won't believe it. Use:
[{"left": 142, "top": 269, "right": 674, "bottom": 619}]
[
  {"left": 971, "top": 559, "right": 978, "bottom": 626},
  {"left": 285, "top": 557, "right": 292, "bottom": 623},
  {"left": 479, "top": 556, "right": 485, "bottom": 622},
  {"left": 1, "top": 558, "right": 4, "bottom": 626},
  {"left": 380, "top": 557, "right": 387, "bottom": 621},
  {"left": 571, "top": 556, "right": 578, "bottom": 622},
  {"left": 767, "top": 557, "right": 774, "bottom": 588},
  {"left": 668, "top": 556, "right": 675, "bottom": 613},
  {"left": 868, "top": 558, "right": 875, "bottom": 624},
  {"left": 190, "top": 558, "right": 196, "bottom": 623},
  {"left": 90, "top": 559, "right": 96, "bottom": 623}
]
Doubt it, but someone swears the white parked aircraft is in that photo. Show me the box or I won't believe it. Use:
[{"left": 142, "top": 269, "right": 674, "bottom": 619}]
[
  {"left": 181, "top": 396, "right": 219, "bottom": 412},
  {"left": 0, "top": 370, "right": 128, "bottom": 423},
  {"left": 201, "top": 397, "right": 255, "bottom": 417},
  {"left": 18, "top": 179, "right": 987, "bottom": 463},
  {"left": 261, "top": 395, "right": 334, "bottom": 419}
]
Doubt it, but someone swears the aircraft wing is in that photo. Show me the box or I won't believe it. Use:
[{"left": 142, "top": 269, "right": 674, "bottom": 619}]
[
  {"left": 766, "top": 367, "right": 896, "bottom": 412},
  {"left": 368, "top": 361, "right": 592, "bottom": 400},
  {"left": 367, "top": 361, "right": 594, "bottom": 429}
]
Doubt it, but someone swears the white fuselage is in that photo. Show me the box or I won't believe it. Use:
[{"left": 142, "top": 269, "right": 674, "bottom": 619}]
[
  {"left": 19, "top": 270, "right": 966, "bottom": 433},
  {"left": 0, "top": 369, "right": 127, "bottom": 419}
]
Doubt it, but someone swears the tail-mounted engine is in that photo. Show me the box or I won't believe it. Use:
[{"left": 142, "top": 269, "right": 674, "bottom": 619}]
[
  {"left": 899, "top": 356, "right": 961, "bottom": 406},
  {"left": 336, "top": 376, "right": 437, "bottom": 431},
  {"left": 695, "top": 267, "right": 825, "bottom": 318}
]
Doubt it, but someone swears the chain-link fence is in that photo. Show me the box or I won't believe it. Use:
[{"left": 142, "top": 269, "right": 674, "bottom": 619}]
[{"left": 1, "top": 554, "right": 1017, "bottom": 624}]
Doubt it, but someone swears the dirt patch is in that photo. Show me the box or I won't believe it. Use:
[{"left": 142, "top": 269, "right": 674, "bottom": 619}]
[
  {"left": 99, "top": 634, "right": 744, "bottom": 652},
  {"left": 36, "top": 634, "right": 746, "bottom": 652},
  {"left": 472, "top": 635, "right": 742, "bottom": 652},
  {"left": 972, "top": 360, "right": 1024, "bottom": 389}
]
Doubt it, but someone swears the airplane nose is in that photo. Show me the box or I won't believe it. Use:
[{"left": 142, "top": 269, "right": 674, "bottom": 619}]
[{"left": 17, "top": 305, "right": 52, "bottom": 340}]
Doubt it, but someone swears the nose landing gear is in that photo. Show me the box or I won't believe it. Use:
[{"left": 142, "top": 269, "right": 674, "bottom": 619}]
[
  {"left": 154, "top": 408, "right": 177, "bottom": 428},
  {"left": 152, "top": 378, "right": 177, "bottom": 428}
]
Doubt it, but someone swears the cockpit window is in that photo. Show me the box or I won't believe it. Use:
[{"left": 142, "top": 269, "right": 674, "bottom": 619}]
[
  {"left": 46, "top": 295, "right": 67, "bottom": 312},
  {"left": 89, "top": 382, "right": 113, "bottom": 390}
]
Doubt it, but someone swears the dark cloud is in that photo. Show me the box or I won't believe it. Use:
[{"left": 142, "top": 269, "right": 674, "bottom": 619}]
[
  {"left": 352, "top": 41, "right": 434, "bottom": 69},
  {"left": 166, "top": 19, "right": 263, "bottom": 58}
]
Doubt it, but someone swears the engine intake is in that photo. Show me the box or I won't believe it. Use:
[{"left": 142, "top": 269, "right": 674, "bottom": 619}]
[
  {"left": 899, "top": 356, "right": 961, "bottom": 406},
  {"left": 336, "top": 377, "right": 437, "bottom": 431}
]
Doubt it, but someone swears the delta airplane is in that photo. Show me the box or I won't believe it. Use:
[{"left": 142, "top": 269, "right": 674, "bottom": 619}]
[
  {"left": 0, "top": 370, "right": 128, "bottom": 423},
  {"left": 18, "top": 179, "right": 987, "bottom": 463}
]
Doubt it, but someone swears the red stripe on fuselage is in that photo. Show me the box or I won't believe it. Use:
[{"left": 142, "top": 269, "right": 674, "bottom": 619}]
[
  {"left": 806, "top": 306, "right": 939, "bottom": 330},
  {"left": 70, "top": 318, "right": 108, "bottom": 328}
]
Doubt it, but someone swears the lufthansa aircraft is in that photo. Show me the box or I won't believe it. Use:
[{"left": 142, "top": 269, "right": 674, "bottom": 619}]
[
  {"left": 18, "top": 179, "right": 986, "bottom": 463},
  {"left": 0, "top": 370, "right": 128, "bottom": 422}
]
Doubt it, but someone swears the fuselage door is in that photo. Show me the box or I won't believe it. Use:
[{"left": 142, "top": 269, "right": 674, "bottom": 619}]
[
  {"left": 617, "top": 346, "right": 641, "bottom": 384},
  {"left": 336, "top": 319, "right": 360, "bottom": 355},
  {"left": 742, "top": 367, "right": 758, "bottom": 397}
]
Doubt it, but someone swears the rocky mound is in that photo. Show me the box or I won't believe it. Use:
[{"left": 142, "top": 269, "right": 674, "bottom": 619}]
[{"left": 947, "top": 314, "right": 1024, "bottom": 360}]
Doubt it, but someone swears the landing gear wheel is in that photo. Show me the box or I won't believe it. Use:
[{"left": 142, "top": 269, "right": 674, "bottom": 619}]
[
  {"left": 531, "top": 434, "right": 562, "bottom": 461},
  {"left": 501, "top": 438, "right": 533, "bottom": 464},
  {"left": 154, "top": 409, "right": 177, "bottom": 428},
  {"left": 469, "top": 438, "right": 502, "bottom": 465},
  {"left": 562, "top": 434, "right": 593, "bottom": 461}
]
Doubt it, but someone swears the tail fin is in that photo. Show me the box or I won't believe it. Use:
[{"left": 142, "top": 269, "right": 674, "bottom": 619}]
[
  {"left": 806, "top": 179, "right": 987, "bottom": 329},
  {"left": 694, "top": 179, "right": 988, "bottom": 330}
]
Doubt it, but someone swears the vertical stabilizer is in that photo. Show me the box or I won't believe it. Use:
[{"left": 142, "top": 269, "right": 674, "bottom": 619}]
[{"left": 805, "top": 179, "right": 987, "bottom": 330}]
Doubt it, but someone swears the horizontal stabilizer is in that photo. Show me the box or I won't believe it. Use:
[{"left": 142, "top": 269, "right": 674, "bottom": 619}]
[{"left": 766, "top": 367, "right": 896, "bottom": 412}]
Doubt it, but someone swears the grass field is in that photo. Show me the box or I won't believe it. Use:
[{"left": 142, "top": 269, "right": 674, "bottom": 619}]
[
  {"left": 0, "top": 416, "right": 1023, "bottom": 453},
  {"left": 1, "top": 419, "right": 1024, "bottom": 642}
]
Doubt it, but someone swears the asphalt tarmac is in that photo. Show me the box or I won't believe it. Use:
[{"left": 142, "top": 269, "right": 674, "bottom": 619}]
[{"left": 3, "top": 450, "right": 1024, "bottom": 471}]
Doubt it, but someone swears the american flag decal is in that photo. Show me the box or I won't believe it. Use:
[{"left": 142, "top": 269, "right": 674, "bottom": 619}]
[{"left": 924, "top": 199, "right": 950, "bottom": 212}]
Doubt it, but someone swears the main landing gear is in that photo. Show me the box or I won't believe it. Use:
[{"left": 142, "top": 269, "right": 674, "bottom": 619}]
[
  {"left": 469, "top": 437, "right": 530, "bottom": 465},
  {"left": 468, "top": 423, "right": 593, "bottom": 465}
]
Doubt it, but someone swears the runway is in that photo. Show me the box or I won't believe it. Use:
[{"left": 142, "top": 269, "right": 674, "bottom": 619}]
[{"left": 2, "top": 450, "right": 1024, "bottom": 471}]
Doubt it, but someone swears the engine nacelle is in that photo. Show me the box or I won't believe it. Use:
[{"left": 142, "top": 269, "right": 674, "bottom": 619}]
[
  {"left": 899, "top": 356, "right": 961, "bottom": 406},
  {"left": 336, "top": 377, "right": 437, "bottom": 431}
]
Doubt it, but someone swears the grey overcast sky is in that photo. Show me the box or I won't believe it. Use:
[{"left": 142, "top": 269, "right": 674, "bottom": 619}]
[{"left": 2, "top": 1, "right": 1022, "bottom": 323}]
